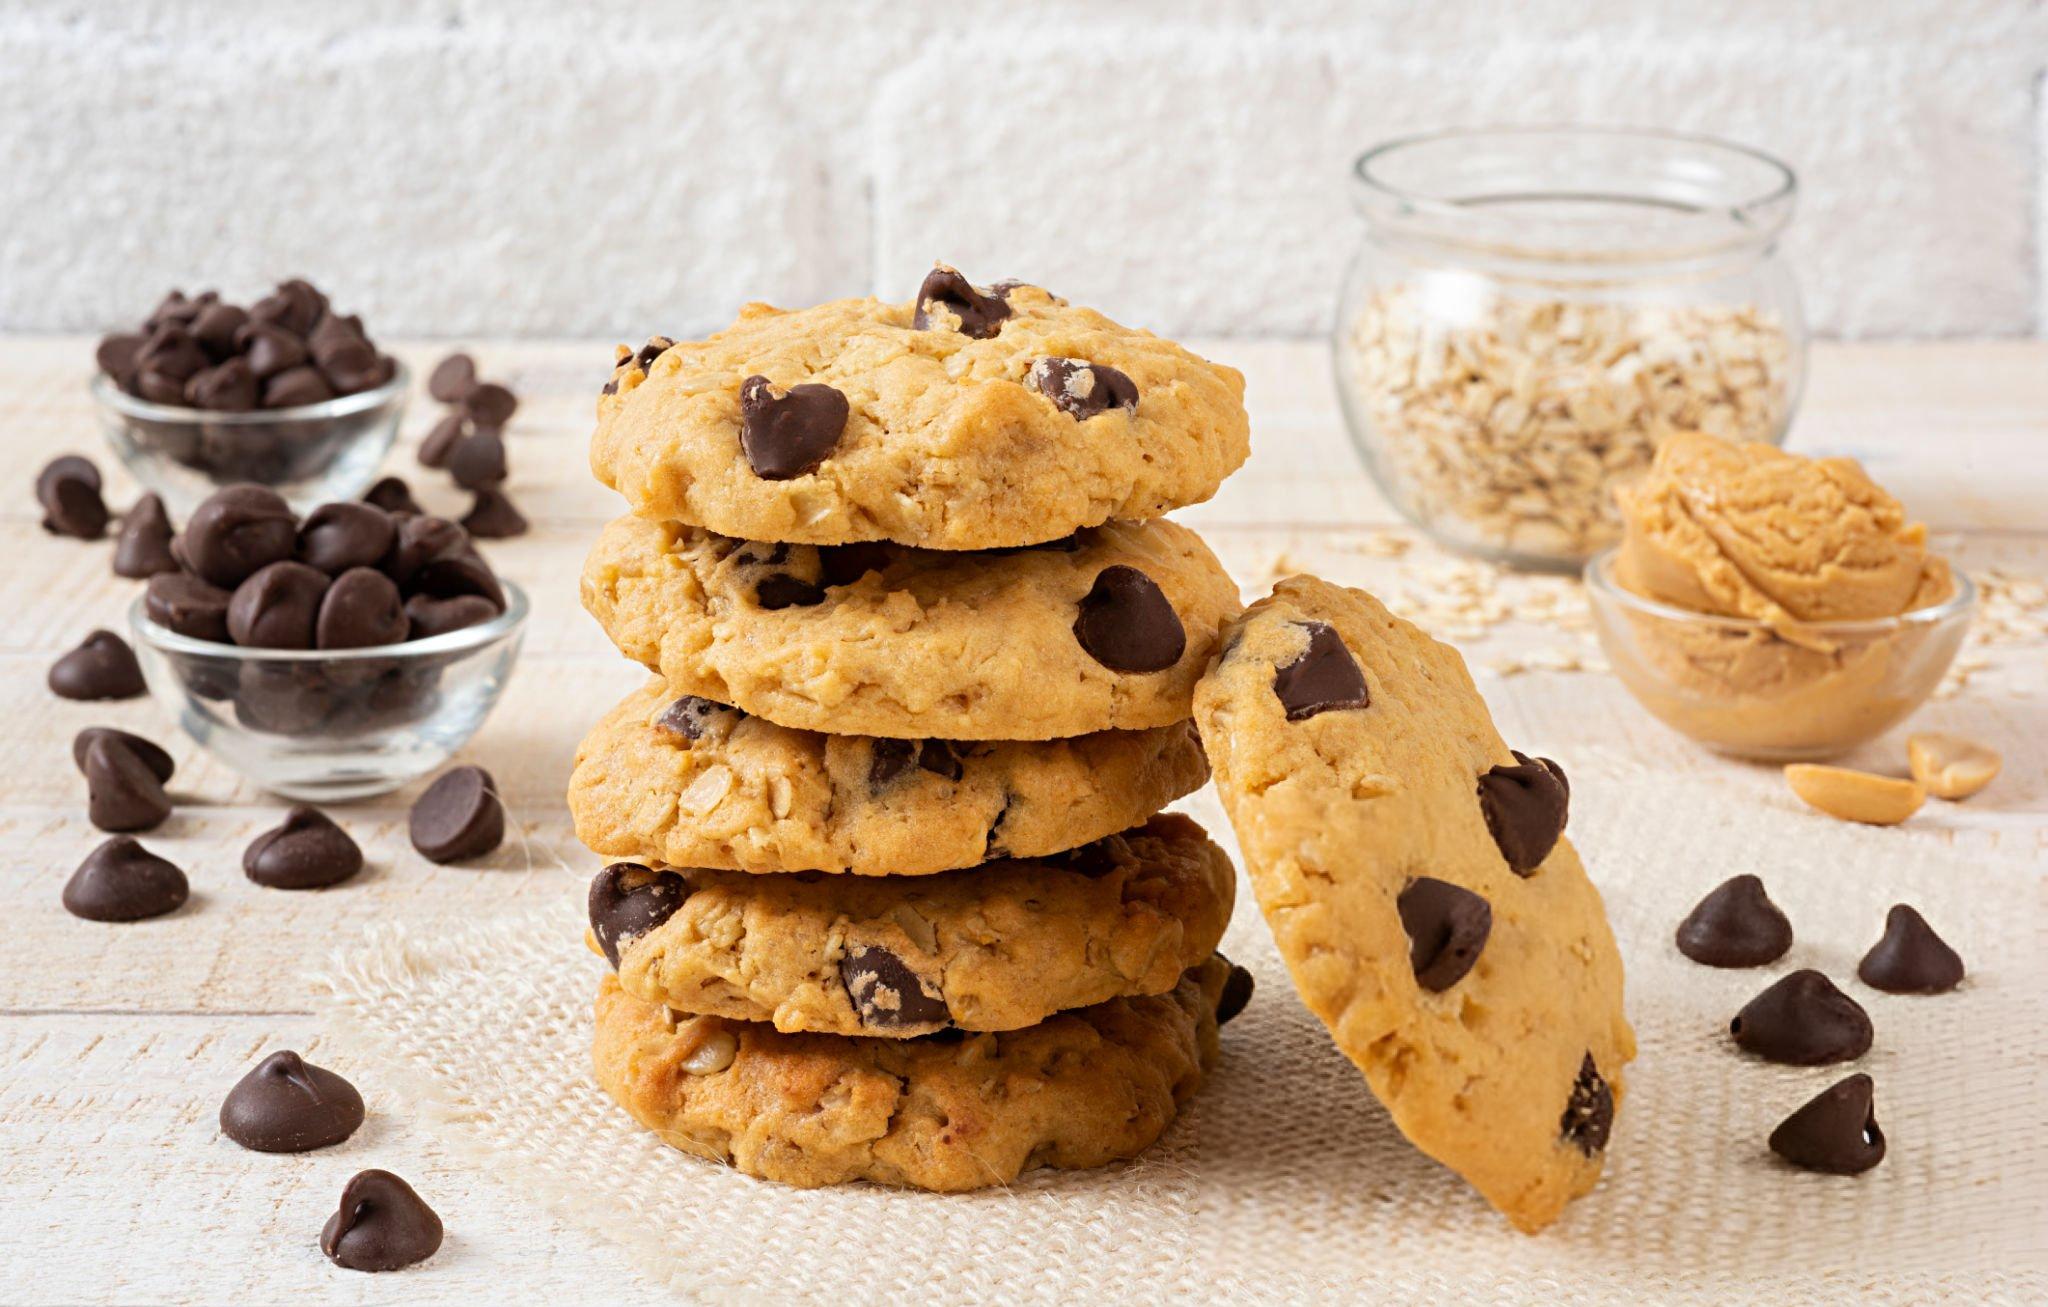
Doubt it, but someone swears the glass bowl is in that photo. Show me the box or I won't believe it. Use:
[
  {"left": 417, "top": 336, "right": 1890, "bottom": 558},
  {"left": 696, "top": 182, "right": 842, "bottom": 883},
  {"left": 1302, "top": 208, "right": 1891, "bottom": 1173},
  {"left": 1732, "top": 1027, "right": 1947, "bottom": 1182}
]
[
  {"left": 127, "top": 580, "right": 528, "bottom": 801},
  {"left": 91, "top": 363, "right": 408, "bottom": 518},
  {"left": 1583, "top": 551, "right": 1973, "bottom": 761}
]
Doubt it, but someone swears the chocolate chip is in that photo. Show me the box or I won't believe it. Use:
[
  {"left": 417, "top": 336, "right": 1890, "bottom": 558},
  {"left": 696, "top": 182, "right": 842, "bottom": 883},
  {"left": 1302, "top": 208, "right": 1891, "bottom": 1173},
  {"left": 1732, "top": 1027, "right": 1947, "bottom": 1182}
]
[
  {"left": 404, "top": 593, "right": 500, "bottom": 641},
  {"left": 587, "top": 862, "right": 691, "bottom": 967},
  {"left": 754, "top": 573, "right": 825, "bottom": 610},
  {"left": 1857, "top": 904, "right": 1964, "bottom": 994},
  {"left": 428, "top": 353, "right": 477, "bottom": 403},
  {"left": 1216, "top": 962, "right": 1255, "bottom": 1026},
  {"left": 62, "top": 836, "right": 188, "bottom": 922},
  {"left": 460, "top": 487, "right": 528, "bottom": 539},
  {"left": 136, "top": 324, "right": 209, "bottom": 383},
  {"left": 184, "top": 357, "right": 259, "bottom": 412},
  {"left": 36, "top": 455, "right": 110, "bottom": 539},
  {"left": 912, "top": 267, "right": 1012, "bottom": 338},
  {"left": 49, "top": 630, "right": 146, "bottom": 700},
  {"left": 866, "top": 738, "right": 963, "bottom": 789},
  {"left": 181, "top": 484, "right": 299, "bottom": 588},
  {"left": 915, "top": 739, "right": 964, "bottom": 781},
  {"left": 1676, "top": 874, "right": 1794, "bottom": 968},
  {"left": 417, "top": 412, "right": 468, "bottom": 469},
  {"left": 1478, "top": 751, "right": 1570, "bottom": 877},
  {"left": 409, "top": 765, "right": 504, "bottom": 863},
  {"left": 362, "top": 476, "right": 423, "bottom": 517},
  {"left": 1769, "top": 1073, "right": 1885, "bottom": 1175},
  {"left": 228, "top": 560, "right": 331, "bottom": 649},
  {"left": 839, "top": 944, "right": 949, "bottom": 1029},
  {"left": 1046, "top": 836, "right": 1122, "bottom": 879},
  {"left": 219, "top": 1050, "right": 365, "bottom": 1153},
  {"left": 298, "top": 502, "right": 397, "bottom": 576},
  {"left": 82, "top": 736, "right": 172, "bottom": 833},
  {"left": 447, "top": 429, "right": 508, "bottom": 490},
  {"left": 817, "top": 541, "right": 893, "bottom": 588},
  {"left": 1559, "top": 1053, "right": 1614, "bottom": 1155},
  {"left": 1731, "top": 969, "right": 1873, "bottom": 1065},
  {"left": 462, "top": 381, "right": 518, "bottom": 428},
  {"left": 261, "top": 363, "right": 336, "bottom": 409},
  {"left": 73, "top": 727, "right": 174, "bottom": 783},
  {"left": 251, "top": 280, "right": 324, "bottom": 335},
  {"left": 653, "top": 695, "right": 740, "bottom": 742},
  {"left": 241, "top": 324, "right": 309, "bottom": 380},
  {"left": 244, "top": 805, "right": 363, "bottom": 889},
  {"left": 144, "top": 572, "right": 233, "bottom": 642},
  {"left": 97, "top": 333, "right": 145, "bottom": 388},
  {"left": 1073, "top": 565, "right": 1186, "bottom": 673},
  {"left": 234, "top": 660, "right": 335, "bottom": 734},
  {"left": 145, "top": 289, "right": 205, "bottom": 331},
  {"left": 1028, "top": 357, "right": 1138, "bottom": 419},
  {"left": 738, "top": 375, "right": 848, "bottom": 480},
  {"left": 409, "top": 547, "right": 506, "bottom": 611},
  {"left": 320, "top": 1169, "right": 443, "bottom": 1272},
  {"left": 1272, "top": 621, "right": 1369, "bottom": 720},
  {"left": 113, "top": 492, "right": 180, "bottom": 578},
  {"left": 191, "top": 301, "right": 250, "bottom": 358},
  {"left": 316, "top": 567, "right": 408, "bottom": 650},
  {"left": 136, "top": 370, "right": 187, "bottom": 404},
  {"left": 1397, "top": 877, "right": 1491, "bottom": 992},
  {"left": 382, "top": 514, "right": 468, "bottom": 587},
  {"left": 633, "top": 337, "right": 674, "bottom": 371}
]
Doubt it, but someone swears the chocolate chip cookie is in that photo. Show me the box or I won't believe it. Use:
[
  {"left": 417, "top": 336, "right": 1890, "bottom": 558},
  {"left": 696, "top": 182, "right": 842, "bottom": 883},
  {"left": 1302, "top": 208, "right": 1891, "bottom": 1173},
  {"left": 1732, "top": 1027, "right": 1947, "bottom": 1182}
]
[
  {"left": 591, "top": 953, "right": 1236, "bottom": 1191},
  {"left": 581, "top": 515, "right": 1240, "bottom": 740},
  {"left": 588, "top": 813, "right": 1235, "bottom": 1036},
  {"left": 1192, "top": 575, "right": 1635, "bottom": 1234},
  {"left": 571, "top": 679, "right": 1209, "bottom": 875},
  {"left": 590, "top": 269, "right": 1249, "bottom": 550}
]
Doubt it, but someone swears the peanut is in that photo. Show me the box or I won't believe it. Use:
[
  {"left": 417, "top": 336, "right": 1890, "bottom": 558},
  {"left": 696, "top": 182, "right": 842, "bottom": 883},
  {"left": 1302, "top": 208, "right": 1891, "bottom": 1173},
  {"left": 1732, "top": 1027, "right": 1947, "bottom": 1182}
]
[
  {"left": 1784, "top": 764, "right": 1926, "bottom": 826},
  {"left": 1906, "top": 733, "right": 2001, "bottom": 800}
]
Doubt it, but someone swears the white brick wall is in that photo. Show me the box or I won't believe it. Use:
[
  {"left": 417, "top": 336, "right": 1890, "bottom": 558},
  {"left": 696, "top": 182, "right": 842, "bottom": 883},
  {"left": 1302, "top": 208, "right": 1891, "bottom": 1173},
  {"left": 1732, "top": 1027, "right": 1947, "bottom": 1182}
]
[{"left": 2, "top": 0, "right": 2044, "bottom": 339}]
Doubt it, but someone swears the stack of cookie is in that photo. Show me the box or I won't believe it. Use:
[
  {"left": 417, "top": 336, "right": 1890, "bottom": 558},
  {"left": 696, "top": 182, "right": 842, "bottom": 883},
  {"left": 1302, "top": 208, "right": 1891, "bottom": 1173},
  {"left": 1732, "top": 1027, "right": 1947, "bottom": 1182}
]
[{"left": 569, "top": 267, "right": 1255, "bottom": 1190}]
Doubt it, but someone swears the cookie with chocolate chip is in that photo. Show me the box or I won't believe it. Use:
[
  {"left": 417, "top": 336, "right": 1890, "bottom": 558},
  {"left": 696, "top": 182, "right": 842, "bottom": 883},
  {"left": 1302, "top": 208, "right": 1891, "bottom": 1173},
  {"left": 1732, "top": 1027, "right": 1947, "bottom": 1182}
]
[
  {"left": 1191, "top": 574, "right": 1635, "bottom": 1234},
  {"left": 590, "top": 268, "right": 1249, "bottom": 549},
  {"left": 581, "top": 515, "right": 1239, "bottom": 739},
  {"left": 570, "top": 678, "right": 1207, "bottom": 875}
]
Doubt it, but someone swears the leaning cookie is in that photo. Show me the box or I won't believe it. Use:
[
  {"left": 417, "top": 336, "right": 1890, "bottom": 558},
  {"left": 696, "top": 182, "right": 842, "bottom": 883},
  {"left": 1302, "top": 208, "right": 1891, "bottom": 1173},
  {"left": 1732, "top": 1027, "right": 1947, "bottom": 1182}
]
[
  {"left": 587, "top": 813, "right": 1235, "bottom": 1036},
  {"left": 1193, "top": 575, "right": 1635, "bottom": 1234},
  {"left": 591, "top": 954, "right": 1239, "bottom": 1191},
  {"left": 581, "top": 515, "right": 1240, "bottom": 740},
  {"left": 571, "top": 679, "right": 1209, "bottom": 875},
  {"left": 590, "top": 269, "right": 1249, "bottom": 550}
]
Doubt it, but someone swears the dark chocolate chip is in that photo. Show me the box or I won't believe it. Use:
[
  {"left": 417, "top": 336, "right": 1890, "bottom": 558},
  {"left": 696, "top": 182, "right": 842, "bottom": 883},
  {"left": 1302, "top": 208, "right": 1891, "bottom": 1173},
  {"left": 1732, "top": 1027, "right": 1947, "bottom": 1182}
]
[
  {"left": 633, "top": 337, "right": 674, "bottom": 371},
  {"left": 409, "top": 547, "right": 506, "bottom": 611},
  {"left": 298, "top": 502, "right": 397, "bottom": 576},
  {"left": 316, "top": 567, "right": 408, "bottom": 650},
  {"left": 865, "top": 738, "right": 962, "bottom": 788},
  {"left": 839, "top": 944, "right": 949, "bottom": 1029},
  {"left": 144, "top": 572, "right": 233, "bottom": 642},
  {"left": 113, "top": 492, "right": 180, "bottom": 578},
  {"left": 144, "top": 290, "right": 205, "bottom": 331},
  {"left": 362, "top": 476, "right": 423, "bottom": 517},
  {"left": 1028, "top": 357, "right": 1139, "bottom": 419},
  {"left": 1216, "top": 962, "right": 1255, "bottom": 1026},
  {"left": 82, "top": 736, "right": 172, "bottom": 833},
  {"left": 136, "top": 370, "right": 187, "bottom": 404},
  {"left": 754, "top": 573, "right": 825, "bottom": 610},
  {"left": 251, "top": 280, "right": 324, "bottom": 335},
  {"left": 1073, "top": 565, "right": 1185, "bottom": 673},
  {"left": 447, "top": 429, "right": 508, "bottom": 490},
  {"left": 135, "top": 324, "right": 209, "bottom": 383},
  {"left": 1769, "top": 1073, "right": 1886, "bottom": 1175},
  {"left": 241, "top": 324, "right": 309, "bottom": 380},
  {"left": 36, "top": 455, "right": 110, "bottom": 539},
  {"left": 461, "top": 381, "right": 518, "bottom": 428},
  {"left": 49, "top": 630, "right": 146, "bottom": 700},
  {"left": 417, "top": 412, "right": 468, "bottom": 469},
  {"left": 184, "top": 357, "right": 259, "bottom": 412},
  {"left": 244, "top": 805, "right": 363, "bottom": 889},
  {"left": 262, "top": 364, "right": 337, "bottom": 409},
  {"left": 738, "top": 375, "right": 848, "bottom": 480},
  {"left": 1676, "top": 874, "right": 1794, "bottom": 968},
  {"left": 181, "top": 484, "right": 299, "bottom": 588},
  {"left": 587, "top": 863, "right": 691, "bottom": 967},
  {"left": 190, "top": 301, "right": 250, "bottom": 358},
  {"left": 228, "top": 560, "right": 331, "bottom": 649},
  {"left": 382, "top": 514, "right": 468, "bottom": 587},
  {"left": 1272, "top": 621, "right": 1369, "bottom": 720},
  {"left": 73, "top": 727, "right": 174, "bottom": 783},
  {"left": 653, "top": 695, "right": 740, "bottom": 742},
  {"left": 428, "top": 353, "right": 477, "bottom": 403},
  {"left": 409, "top": 765, "right": 504, "bottom": 863},
  {"left": 320, "top": 1169, "right": 443, "bottom": 1272},
  {"left": 1560, "top": 1053, "right": 1614, "bottom": 1155},
  {"left": 234, "top": 660, "right": 335, "bottom": 734},
  {"left": 1857, "top": 904, "right": 1964, "bottom": 994},
  {"left": 219, "top": 1050, "right": 366, "bottom": 1153},
  {"left": 97, "top": 333, "right": 145, "bottom": 388},
  {"left": 912, "top": 267, "right": 1012, "bottom": 338},
  {"left": 1478, "top": 750, "right": 1570, "bottom": 877},
  {"left": 1397, "top": 877, "right": 1492, "bottom": 992},
  {"left": 916, "top": 739, "right": 964, "bottom": 782},
  {"left": 460, "top": 487, "right": 528, "bottom": 539},
  {"left": 817, "top": 541, "right": 894, "bottom": 588},
  {"left": 403, "top": 593, "right": 499, "bottom": 641},
  {"left": 1731, "top": 969, "right": 1873, "bottom": 1066},
  {"left": 62, "top": 836, "right": 188, "bottom": 922}
]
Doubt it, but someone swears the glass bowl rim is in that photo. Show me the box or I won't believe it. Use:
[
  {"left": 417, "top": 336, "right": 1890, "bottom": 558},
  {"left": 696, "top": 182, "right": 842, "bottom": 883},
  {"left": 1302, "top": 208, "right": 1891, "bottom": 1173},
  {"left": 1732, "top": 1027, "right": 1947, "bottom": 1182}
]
[
  {"left": 90, "top": 359, "right": 411, "bottom": 425},
  {"left": 1582, "top": 549, "right": 1974, "bottom": 636},
  {"left": 127, "top": 577, "right": 529, "bottom": 663}
]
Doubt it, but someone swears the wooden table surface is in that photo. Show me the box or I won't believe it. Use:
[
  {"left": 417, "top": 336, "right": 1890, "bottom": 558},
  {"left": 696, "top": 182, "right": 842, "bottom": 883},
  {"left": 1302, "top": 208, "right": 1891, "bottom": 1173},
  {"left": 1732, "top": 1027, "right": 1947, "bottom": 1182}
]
[{"left": 2, "top": 336, "right": 2043, "bottom": 1303}]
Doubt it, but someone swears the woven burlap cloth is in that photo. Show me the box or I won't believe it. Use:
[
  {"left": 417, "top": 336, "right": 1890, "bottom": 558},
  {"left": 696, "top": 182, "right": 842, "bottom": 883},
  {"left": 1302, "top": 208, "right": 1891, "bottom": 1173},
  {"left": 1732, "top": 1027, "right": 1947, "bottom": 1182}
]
[{"left": 313, "top": 771, "right": 2047, "bottom": 1303}]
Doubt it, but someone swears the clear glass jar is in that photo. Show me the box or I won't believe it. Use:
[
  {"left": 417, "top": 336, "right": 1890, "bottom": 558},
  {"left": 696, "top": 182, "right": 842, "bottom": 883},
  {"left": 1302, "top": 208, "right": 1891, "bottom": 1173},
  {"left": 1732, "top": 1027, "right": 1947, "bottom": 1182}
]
[{"left": 1333, "top": 127, "right": 1807, "bottom": 570}]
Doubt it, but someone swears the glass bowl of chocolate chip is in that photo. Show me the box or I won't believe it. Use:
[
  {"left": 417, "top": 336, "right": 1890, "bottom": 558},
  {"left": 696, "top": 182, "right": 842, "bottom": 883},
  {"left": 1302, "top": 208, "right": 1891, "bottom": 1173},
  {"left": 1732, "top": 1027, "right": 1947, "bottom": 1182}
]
[
  {"left": 125, "top": 485, "right": 527, "bottom": 800},
  {"left": 91, "top": 279, "right": 408, "bottom": 518}
]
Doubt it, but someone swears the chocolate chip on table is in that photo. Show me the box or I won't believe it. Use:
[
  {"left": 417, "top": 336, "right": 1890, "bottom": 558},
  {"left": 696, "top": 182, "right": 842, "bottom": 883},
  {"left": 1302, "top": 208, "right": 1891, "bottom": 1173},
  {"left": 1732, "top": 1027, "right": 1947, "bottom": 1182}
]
[
  {"left": 316, "top": 567, "right": 409, "bottom": 649},
  {"left": 409, "top": 765, "right": 505, "bottom": 863},
  {"left": 1559, "top": 1053, "right": 1614, "bottom": 1155},
  {"left": 1073, "top": 565, "right": 1186, "bottom": 673},
  {"left": 1675, "top": 874, "right": 1793, "bottom": 968},
  {"left": 1216, "top": 961, "right": 1255, "bottom": 1026},
  {"left": 82, "top": 736, "right": 173, "bottom": 833},
  {"left": 427, "top": 353, "right": 477, "bottom": 403},
  {"left": 912, "top": 266, "right": 1013, "bottom": 338},
  {"left": 362, "top": 476, "right": 423, "bottom": 517},
  {"left": 738, "top": 374, "right": 848, "bottom": 480},
  {"left": 1731, "top": 969, "right": 1873, "bottom": 1066},
  {"left": 244, "top": 805, "right": 364, "bottom": 889},
  {"left": 1272, "top": 620, "right": 1369, "bottom": 720},
  {"left": 1028, "top": 357, "right": 1139, "bottom": 419},
  {"left": 320, "top": 1169, "right": 444, "bottom": 1272},
  {"left": 1397, "top": 877, "right": 1492, "bottom": 992},
  {"left": 1857, "top": 904, "right": 1964, "bottom": 994},
  {"left": 447, "top": 429, "right": 508, "bottom": 490},
  {"left": 460, "top": 487, "right": 527, "bottom": 539},
  {"left": 49, "top": 630, "right": 146, "bottom": 701},
  {"left": 1477, "top": 751, "right": 1570, "bottom": 877},
  {"left": 62, "top": 836, "right": 188, "bottom": 922},
  {"left": 36, "top": 455, "right": 111, "bottom": 540},
  {"left": 417, "top": 412, "right": 468, "bottom": 469},
  {"left": 180, "top": 484, "right": 300, "bottom": 589},
  {"left": 754, "top": 573, "right": 825, "bottom": 610},
  {"left": 1768, "top": 1073, "right": 1886, "bottom": 1175},
  {"left": 227, "top": 560, "right": 331, "bottom": 649},
  {"left": 587, "top": 863, "right": 691, "bottom": 967},
  {"left": 298, "top": 502, "right": 397, "bottom": 576},
  {"left": 72, "top": 727, "right": 174, "bottom": 784},
  {"left": 840, "top": 943, "right": 949, "bottom": 1029},
  {"left": 183, "top": 357, "right": 260, "bottom": 412},
  {"left": 403, "top": 593, "right": 499, "bottom": 641},
  {"left": 653, "top": 695, "right": 739, "bottom": 742},
  {"left": 219, "top": 1050, "right": 365, "bottom": 1152},
  {"left": 262, "top": 364, "right": 337, "bottom": 409},
  {"left": 461, "top": 381, "right": 518, "bottom": 428},
  {"left": 113, "top": 492, "right": 180, "bottom": 578},
  {"left": 144, "top": 572, "right": 233, "bottom": 642}
]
